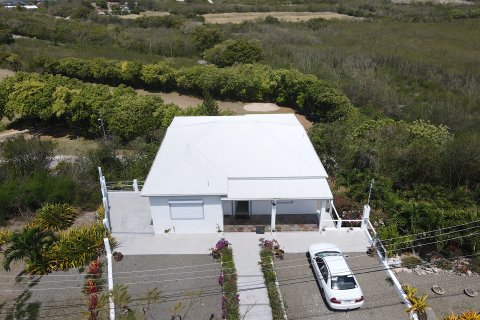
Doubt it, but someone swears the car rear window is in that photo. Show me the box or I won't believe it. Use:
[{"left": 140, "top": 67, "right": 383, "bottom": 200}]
[
  {"left": 315, "top": 251, "right": 341, "bottom": 258},
  {"left": 331, "top": 275, "right": 357, "bottom": 290}
]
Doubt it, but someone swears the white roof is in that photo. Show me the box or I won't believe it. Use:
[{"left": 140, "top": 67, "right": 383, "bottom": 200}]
[{"left": 141, "top": 114, "right": 332, "bottom": 199}]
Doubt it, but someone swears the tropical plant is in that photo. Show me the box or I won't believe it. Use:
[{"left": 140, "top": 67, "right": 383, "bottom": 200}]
[
  {"left": 48, "top": 223, "right": 117, "bottom": 271},
  {"left": 2, "top": 225, "right": 57, "bottom": 273},
  {"left": 0, "top": 228, "right": 13, "bottom": 250},
  {"left": 403, "top": 285, "right": 428, "bottom": 315},
  {"left": 35, "top": 203, "right": 79, "bottom": 231},
  {"left": 459, "top": 310, "right": 480, "bottom": 320}
]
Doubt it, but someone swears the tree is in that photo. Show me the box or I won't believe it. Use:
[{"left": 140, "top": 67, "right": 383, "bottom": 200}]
[
  {"left": 0, "top": 28, "right": 14, "bottom": 45},
  {"left": 198, "top": 90, "right": 219, "bottom": 116},
  {"left": 96, "top": 0, "right": 108, "bottom": 9},
  {"left": 192, "top": 26, "right": 225, "bottom": 52},
  {"left": 202, "top": 39, "right": 263, "bottom": 67},
  {"left": 2, "top": 225, "right": 56, "bottom": 273},
  {"left": 35, "top": 203, "right": 79, "bottom": 232}
]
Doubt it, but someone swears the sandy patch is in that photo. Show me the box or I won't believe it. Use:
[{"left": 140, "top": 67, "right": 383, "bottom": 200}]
[
  {"left": 244, "top": 103, "right": 280, "bottom": 112},
  {"left": 0, "top": 129, "right": 29, "bottom": 140},
  {"left": 202, "top": 11, "right": 362, "bottom": 24},
  {"left": 392, "top": 0, "right": 472, "bottom": 3},
  {"left": 136, "top": 89, "right": 313, "bottom": 129},
  {"left": 0, "top": 68, "right": 15, "bottom": 81},
  {"left": 118, "top": 10, "right": 170, "bottom": 19}
]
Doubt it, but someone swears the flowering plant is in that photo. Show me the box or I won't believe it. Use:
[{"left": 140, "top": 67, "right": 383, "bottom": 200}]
[{"left": 210, "top": 238, "right": 231, "bottom": 259}]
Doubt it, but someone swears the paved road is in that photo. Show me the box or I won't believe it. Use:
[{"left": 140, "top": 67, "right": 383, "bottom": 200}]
[{"left": 275, "top": 253, "right": 408, "bottom": 320}]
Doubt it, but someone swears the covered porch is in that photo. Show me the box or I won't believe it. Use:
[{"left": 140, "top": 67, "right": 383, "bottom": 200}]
[
  {"left": 224, "top": 213, "right": 319, "bottom": 232},
  {"left": 222, "top": 176, "right": 334, "bottom": 232}
]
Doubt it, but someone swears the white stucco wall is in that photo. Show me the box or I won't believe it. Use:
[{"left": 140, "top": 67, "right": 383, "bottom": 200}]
[
  {"left": 221, "top": 199, "right": 317, "bottom": 215},
  {"left": 149, "top": 195, "right": 223, "bottom": 233}
]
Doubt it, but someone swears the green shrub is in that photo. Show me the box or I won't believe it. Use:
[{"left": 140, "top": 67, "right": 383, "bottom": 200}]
[
  {"left": 260, "top": 248, "right": 286, "bottom": 320},
  {"left": 202, "top": 39, "right": 263, "bottom": 67},
  {"left": 401, "top": 254, "right": 422, "bottom": 268},
  {"left": 48, "top": 223, "right": 118, "bottom": 271},
  {"left": 35, "top": 203, "right": 79, "bottom": 232}
]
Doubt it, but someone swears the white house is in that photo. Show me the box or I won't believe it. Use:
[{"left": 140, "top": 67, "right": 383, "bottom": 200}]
[{"left": 128, "top": 114, "right": 333, "bottom": 234}]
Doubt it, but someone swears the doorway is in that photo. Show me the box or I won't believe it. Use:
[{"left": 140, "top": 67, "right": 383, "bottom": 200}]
[{"left": 234, "top": 201, "right": 250, "bottom": 219}]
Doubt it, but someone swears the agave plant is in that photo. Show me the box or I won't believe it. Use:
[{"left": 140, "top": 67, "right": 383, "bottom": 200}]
[
  {"left": 2, "top": 225, "right": 57, "bottom": 273},
  {"left": 444, "top": 314, "right": 459, "bottom": 320},
  {"left": 35, "top": 203, "right": 79, "bottom": 231}
]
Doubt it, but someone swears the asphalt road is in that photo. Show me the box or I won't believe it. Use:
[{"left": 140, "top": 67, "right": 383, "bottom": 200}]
[{"left": 275, "top": 253, "right": 408, "bottom": 320}]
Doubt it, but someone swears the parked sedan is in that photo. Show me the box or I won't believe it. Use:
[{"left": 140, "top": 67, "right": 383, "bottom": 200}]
[{"left": 308, "top": 243, "right": 364, "bottom": 310}]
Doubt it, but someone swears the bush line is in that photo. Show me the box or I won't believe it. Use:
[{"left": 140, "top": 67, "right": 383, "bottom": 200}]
[
  {"left": 260, "top": 248, "right": 287, "bottom": 320},
  {"left": 32, "top": 56, "right": 353, "bottom": 122}
]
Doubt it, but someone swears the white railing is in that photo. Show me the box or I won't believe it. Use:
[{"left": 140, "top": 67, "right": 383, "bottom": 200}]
[
  {"left": 106, "top": 179, "right": 144, "bottom": 191},
  {"left": 365, "top": 221, "right": 418, "bottom": 320},
  {"left": 327, "top": 202, "right": 362, "bottom": 229}
]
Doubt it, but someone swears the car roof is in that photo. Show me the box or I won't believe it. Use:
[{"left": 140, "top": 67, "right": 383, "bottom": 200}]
[{"left": 323, "top": 256, "right": 352, "bottom": 277}]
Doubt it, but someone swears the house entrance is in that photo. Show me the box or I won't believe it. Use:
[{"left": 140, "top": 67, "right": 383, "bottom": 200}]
[{"left": 234, "top": 201, "right": 250, "bottom": 219}]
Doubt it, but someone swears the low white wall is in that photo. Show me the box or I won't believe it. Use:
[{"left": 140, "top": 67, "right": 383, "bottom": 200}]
[{"left": 149, "top": 195, "right": 223, "bottom": 233}]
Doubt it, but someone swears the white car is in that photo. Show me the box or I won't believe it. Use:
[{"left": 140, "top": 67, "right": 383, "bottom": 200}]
[{"left": 308, "top": 243, "right": 364, "bottom": 310}]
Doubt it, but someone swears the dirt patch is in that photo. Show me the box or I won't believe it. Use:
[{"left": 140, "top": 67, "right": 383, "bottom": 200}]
[
  {"left": 71, "top": 211, "right": 98, "bottom": 228},
  {"left": 136, "top": 89, "right": 313, "bottom": 129},
  {"left": 0, "top": 68, "right": 15, "bottom": 81},
  {"left": 118, "top": 10, "right": 170, "bottom": 19},
  {"left": 392, "top": 0, "right": 472, "bottom": 3},
  {"left": 0, "top": 129, "right": 29, "bottom": 140},
  {"left": 202, "top": 11, "right": 362, "bottom": 24},
  {"left": 243, "top": 103, "right": 280, "bottom": 112}
]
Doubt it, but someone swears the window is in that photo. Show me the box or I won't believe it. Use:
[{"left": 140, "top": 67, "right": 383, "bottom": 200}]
[
  {"left": 277, "top": 200, "right": 293, "bottom": 204},
  {"left": 168, "top": 200, "right": 204, "bottom": 220},
  {"left": 331, "top": 275, "right": 357, "bottom": 290},
  {"left": 316, "top": 258, "right": 329, "bottom": 282}
]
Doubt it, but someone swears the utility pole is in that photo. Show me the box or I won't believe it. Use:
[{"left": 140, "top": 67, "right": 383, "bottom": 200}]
[
  {"left": 367, "top": 179, "right": 374, "bottom": 206},
  {"left": 98, "top": 117, "right": 106, "bottom": 140}
]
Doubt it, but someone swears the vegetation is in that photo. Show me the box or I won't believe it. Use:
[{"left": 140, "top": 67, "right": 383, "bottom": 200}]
[
  {"left": 30, "top": 56, "right": 352, "bottom": 121},
  {"left": 259, "top": 239, "right": 286, "bottom": 320},
  {"left": 202, "top": 39, "right": 263, "bottom": 67},
  {"left": 210, "top": 238, "right": 239, "bottom": 320},
  {"left": 443, "top": 311, "right": 480, "bottom": 320},
  {"left": 403, "top": 285, "right": 429, "bottom": 316},
  {"left": 34, "top": 203, "right": 79, "bottom": 231}
]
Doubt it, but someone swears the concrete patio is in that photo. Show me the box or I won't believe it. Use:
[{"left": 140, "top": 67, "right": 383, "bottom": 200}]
[{"left": 112, "top": 228, "right": 371, "bottom": 255}]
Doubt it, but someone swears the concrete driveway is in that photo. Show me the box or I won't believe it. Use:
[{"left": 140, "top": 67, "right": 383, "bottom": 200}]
[
  {"left": 113, "top": 255, "right": 222, "bottom": 320},
  {"left": 275, "top": 253, "right": 408, "bottom": 320}
]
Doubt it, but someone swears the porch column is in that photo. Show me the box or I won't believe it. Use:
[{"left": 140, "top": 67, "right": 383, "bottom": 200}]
[
  {"left": 318, "top": 200, "right": 325, "bottom": 232},
  {"left": 361, "top": 204, "right": 371, "bottom": 230},
  {"left": 271, "top": 200, "right": 277, "bottom": 232}
]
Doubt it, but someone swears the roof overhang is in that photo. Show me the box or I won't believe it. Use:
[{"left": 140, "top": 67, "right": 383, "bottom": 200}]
[{"left": 225, "top": 177, "right": 333, "bottom": 200}]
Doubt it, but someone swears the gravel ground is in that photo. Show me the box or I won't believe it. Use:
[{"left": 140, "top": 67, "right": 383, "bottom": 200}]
[
  {"left": 113, "top": 255, "right": 222, "bottom": 320},
  {"left": 396, "top": 272, "right": 480, "bottom": 318},
  {"left": 275, "top": 253, "right": 408, "bottom": 320},
  {"left": 0, "top": 257, "right": 88, "bottom": 320}
]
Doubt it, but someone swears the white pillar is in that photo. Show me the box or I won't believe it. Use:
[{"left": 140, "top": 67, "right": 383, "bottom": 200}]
[
  {"left": 361, "top": 204, "right": 371, "bottom": 230},
  {"left": 318, "top": 200, "right": 324, "bottom": 232},
  {"left": 103, "top": 238, "right": 115, "bottom": 320},
  {"left": 103, "top": 197, "right": 111, "bottom": 231},
  {"left": 271, "top": 200, "right": 277, "bottom": 232},
  {"left": 133, "top": 179, "right": 139, "bottom": 192}
]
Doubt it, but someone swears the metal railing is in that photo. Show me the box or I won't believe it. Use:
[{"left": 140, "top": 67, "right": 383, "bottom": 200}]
[
  {"left": 326, "top": 202, "right": 362, "bottom": 229},
  {"left": 106, "top": 180, "right": 144, "bottom": 191}
]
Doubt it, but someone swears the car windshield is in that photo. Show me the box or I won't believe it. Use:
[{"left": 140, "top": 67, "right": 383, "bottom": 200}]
[
  {"left": 315, "top": 251, "right": 342, "bottom": 258},
  {"left": 331, "top": 275, "right": 357, "bottom": 290}
]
